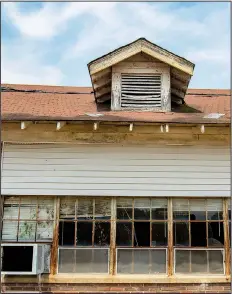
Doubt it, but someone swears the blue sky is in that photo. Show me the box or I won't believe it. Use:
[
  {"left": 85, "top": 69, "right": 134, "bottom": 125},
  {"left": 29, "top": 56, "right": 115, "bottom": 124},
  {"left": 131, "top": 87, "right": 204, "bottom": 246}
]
[{"left": 1, "top": 2, "right": 230, "bottom": 89}]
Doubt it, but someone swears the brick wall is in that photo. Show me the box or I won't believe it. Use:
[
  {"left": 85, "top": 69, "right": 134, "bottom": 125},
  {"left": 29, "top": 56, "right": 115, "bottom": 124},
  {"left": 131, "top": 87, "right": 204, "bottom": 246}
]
[{"left": 1, "top": 283, "right": 231, "bottom": 293}]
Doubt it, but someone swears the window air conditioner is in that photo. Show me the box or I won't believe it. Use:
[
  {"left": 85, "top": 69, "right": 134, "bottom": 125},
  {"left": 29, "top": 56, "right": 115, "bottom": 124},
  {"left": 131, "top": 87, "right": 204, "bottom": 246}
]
[{"left": 1, "top": 243, "right": 45, "bottom": 275}]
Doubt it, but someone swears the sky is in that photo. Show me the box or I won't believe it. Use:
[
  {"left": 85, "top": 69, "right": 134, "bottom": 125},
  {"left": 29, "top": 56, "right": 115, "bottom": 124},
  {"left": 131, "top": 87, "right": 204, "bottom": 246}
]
[{"left": 1, "top": 2, "right": 230, "bottom": 89}]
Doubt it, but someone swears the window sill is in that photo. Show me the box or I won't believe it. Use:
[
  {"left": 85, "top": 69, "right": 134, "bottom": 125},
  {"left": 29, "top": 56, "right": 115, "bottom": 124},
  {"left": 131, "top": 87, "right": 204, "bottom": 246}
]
[{"left": 2, "top": 274, "right": 231, "bottom": 284}]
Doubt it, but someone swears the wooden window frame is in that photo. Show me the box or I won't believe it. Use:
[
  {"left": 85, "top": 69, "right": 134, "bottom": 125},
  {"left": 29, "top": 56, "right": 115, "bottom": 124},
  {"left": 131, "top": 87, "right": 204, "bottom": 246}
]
[{"left": 2, "top": 196, "right": 231, "bottom": 277}]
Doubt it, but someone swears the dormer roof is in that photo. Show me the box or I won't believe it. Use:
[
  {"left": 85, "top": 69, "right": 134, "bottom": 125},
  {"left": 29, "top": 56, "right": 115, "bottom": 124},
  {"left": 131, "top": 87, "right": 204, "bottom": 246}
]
[{"left": 88, "top": 38, "right": 195, "bottom": 104}]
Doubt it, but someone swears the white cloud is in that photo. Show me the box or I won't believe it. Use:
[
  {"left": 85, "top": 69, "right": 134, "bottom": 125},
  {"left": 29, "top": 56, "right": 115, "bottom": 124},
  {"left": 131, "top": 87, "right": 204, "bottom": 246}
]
[
  {"left": 1, "top": 2, "right": 230, "bottom": 88},
  {"left": 1, "top": 43, "right": 63, "bottom": 85}
]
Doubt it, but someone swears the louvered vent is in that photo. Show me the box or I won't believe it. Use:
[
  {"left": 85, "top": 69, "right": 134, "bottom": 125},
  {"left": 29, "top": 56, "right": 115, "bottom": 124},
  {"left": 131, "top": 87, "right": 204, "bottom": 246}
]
[{"left": 121, "top": 74, "right": 162, "bottom": 109}]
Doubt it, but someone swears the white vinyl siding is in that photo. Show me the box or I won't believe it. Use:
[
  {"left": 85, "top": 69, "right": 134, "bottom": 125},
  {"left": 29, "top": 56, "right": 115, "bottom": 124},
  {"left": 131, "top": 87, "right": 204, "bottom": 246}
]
[{"left": 1, "top": 144, "right": 230, "bottom": 197}]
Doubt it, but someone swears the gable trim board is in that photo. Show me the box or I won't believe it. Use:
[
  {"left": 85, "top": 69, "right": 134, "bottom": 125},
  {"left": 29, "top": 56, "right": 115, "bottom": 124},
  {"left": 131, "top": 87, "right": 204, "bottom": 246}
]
[{"left": 1, "top": 143, "right": 230, "bottom": 197}]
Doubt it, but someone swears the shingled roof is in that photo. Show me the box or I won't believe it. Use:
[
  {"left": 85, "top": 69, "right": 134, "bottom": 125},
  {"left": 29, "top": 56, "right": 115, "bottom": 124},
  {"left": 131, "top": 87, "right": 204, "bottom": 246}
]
[{"left": 1, "top": 84, "right": 230, "bottom": 124}]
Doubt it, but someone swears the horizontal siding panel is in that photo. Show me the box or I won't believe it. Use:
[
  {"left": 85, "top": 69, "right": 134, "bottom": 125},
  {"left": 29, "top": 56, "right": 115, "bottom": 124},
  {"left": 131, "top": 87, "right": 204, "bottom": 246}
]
[
  {"left": 2, "top": 183, "right": 229, "bottom": 191},
  {"left": 1, "top": 189, "right": 230, "bottom": 197},
  {"left": 2, "top": 144, "right": 230, "bottom": 197},
  {"left": 3, "top": 158, "right": 230, "bottom": 166},
  {"left": 4, "top": 152, "right": 230, "bottom": 160},
  {"left": 2, "top": 171, "right": 230, "bottom": 179},
  {"left": 2, "top": 164, "right": 230, "bottom": 172},
  {"left": 2, "top": 177, "right": 230, "bottom": 185}
]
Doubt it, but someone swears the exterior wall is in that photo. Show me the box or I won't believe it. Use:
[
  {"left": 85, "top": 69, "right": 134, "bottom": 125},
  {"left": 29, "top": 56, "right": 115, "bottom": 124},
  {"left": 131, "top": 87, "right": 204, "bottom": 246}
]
[
  {"left": 2, "top": 282, "right": 230, "bottom": 293},
  {"left": 2, "top": 144, "right": 230, "bottom": 196}
]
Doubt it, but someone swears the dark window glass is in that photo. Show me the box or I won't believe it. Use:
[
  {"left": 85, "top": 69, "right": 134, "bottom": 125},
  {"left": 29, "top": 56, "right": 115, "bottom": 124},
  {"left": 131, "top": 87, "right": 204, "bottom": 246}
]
[
  {"left": 117, "top": 208, "right": 133, "bottom": 220},
  {"left": 134, "top": 222, "right": 150, "bottom": 246},
  {"left": 207, "top": 211, "right": 223, "bottom": 221},
  {"left": 152, "top": 222, "right": 168, "bottom": 246},
  {"left": 116, "top": 223, "right": 132, "bottom": 246},
  {"left": 134, "top": 199, "right": 150, "bottom": 220},
  {"left": 94, "top": 222, "right": 110, "bottom": 246},
  {"left": 152, "top": 208, "right": 167, "bottom": 220},
  {"left": 173, "top": 222, "right": 189, "bottom": 246},
  {"left": 134, "top": 208, "right": 150, "bottom": 220},
  {"left": 208, "top": 222, "right": 224, "bottom": 246},
  {"left": 59, "top": 221, "right": 75, "bottom": 246},
  {"left": 76, "top": 222, "right": 92, "bottom": 246},
  {"left": 190, "top": 222, "right": 207, "bottom": 247}
]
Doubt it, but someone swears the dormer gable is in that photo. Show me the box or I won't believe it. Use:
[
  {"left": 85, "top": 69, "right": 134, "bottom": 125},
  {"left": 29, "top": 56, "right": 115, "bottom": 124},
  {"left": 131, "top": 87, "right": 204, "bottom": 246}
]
[{"left": 88, "top": 38, "right": 195, "bottom": 112}]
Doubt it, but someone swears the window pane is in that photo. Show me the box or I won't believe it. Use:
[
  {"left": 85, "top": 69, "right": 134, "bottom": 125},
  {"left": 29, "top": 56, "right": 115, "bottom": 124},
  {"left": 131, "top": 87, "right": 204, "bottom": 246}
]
[
  {"left": 77, "top": 199, "right": 93, "bottom": 220},
  {"left": 60, "top": 198, "right": 76, "bottom": 220},
  {"left": 133, "top": 249, "right": 150, "bottom": 274},
  {"left": 20, "top": 197, "right": 37, "bottom": 220},
  {"left": 208, "top": 250, "right": 224, "bottom": 274},
  {"left": 94, "top": 222, "right": 110, "bottom": 246},
  {"left": 3, "top": 197, "right": 19, "bottom": 219},
  {"left": 76, "top": 222, "right": 92, "bottom": 246},
  {"left": 58, "top": 249, "right": 75, "bottom": 273},
  {"left": 95, "top": 199, "right": 111, "bottom": 220},
  {"left": 2, "top": 221, "right": 18, "bottom": 241},
  {"left": 36, "top": 221, "right": 53, "bottom": 241},
  {"left": 116, "top": 223, "right": 132, "bottom": 246},
  {"left": 117, "top": 249, "right": 166, "bottom": 274},
  {"left": 59, "top": 221, "right": 75, "bottom": 246},
  {"left": 189, "top": 199, "right": 206, "bottom": 220},
  {"left": 58, "top": 248, "right": 109, "bottom": 273},
  {"left": 191, "top": 222, "right": 207, "bottom": 247},
  {"left": 191, "top": 250, "right": 207, "bottom": 273},
  {"left": 208, "top": 222, "right": 224, "bottom": 247},
  {"left": 151, "top": 249, "right": 166, "bottom": 274},
  {"left": 175, "top": 250, "right": 190, "bottom": 273},
  {"left": 134, "top": 199, "right": 150, "bottom": 220},
  {"left": 37, "top": 198, "right": 54, "bottom": 220},
  {"left": 117, "top": 198, "right": 133, "bottom": 220},
  {"left": 173, "top": 222, "right": 189, "bottom": 246},
  {"left": 173, "top": 199, "right": 189, "bottom": 220},
  {"left": 117, "top": 249, "right": 132, "bottom": 273},
  {"left": 152, "top": 222, "right": 167, "bottom": 246},
  {"left": 134, "top": 222, "right": 150, "bottom": 246},
  {"left": 151, "top": 199, "right": 167, "bottom": 220},
  {"left": 18, "top": 221, "right": 36, "bottom": 241},
  {"left": 207, "top": 199, "right": 223, "bottom": 221}
]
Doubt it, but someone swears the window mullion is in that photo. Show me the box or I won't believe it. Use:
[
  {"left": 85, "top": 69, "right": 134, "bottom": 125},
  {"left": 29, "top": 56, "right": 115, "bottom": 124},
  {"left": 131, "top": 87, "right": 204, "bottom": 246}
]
[
  {"left": 223, "top": 198, "right": 230, "bottom": 276},
  {"left": 168, "top": 198, "right": 173, "bottom": 276},
  {"left": 110, "top": 198, "right": 116, "bottom": 275},
  {"left": 50, "top": 196, "right": 60, "bottom": 275}
]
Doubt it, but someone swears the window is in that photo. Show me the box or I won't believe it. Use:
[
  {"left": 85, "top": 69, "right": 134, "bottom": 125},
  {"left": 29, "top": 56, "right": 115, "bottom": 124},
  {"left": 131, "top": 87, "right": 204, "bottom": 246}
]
[
  {"left": 120, "top": 74, "right": 162, "bottom": 109},
  {"left": 116, "top": 198, "right": 167, "bottom": 274},
  {"left": 2, "top": 196, "right": 229, "bottom": 276},
  {"left": 2, "top": 196, "right": 54, "bottom": 242},
  {"left": 58, "top": 197, "right": 111, "bottom": 273},
  {"left": 173, "top": 199, "right": 224, "bottom": 274}
]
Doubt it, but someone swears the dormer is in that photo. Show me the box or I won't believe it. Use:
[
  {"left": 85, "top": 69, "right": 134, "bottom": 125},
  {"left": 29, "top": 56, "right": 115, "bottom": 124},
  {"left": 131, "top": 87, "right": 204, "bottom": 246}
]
[{"left": 88, "top": 38, "right": 195, "bottom": 112}]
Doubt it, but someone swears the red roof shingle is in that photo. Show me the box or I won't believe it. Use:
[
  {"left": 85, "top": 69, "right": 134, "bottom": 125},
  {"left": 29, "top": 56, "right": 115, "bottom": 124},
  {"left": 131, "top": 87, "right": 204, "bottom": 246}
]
[{"left": 1, "top": 84, "right": 230, "bottom": 124}]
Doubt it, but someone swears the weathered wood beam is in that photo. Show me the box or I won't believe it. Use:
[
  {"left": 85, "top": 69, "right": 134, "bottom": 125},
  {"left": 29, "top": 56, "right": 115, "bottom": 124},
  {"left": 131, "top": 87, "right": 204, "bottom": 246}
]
[
  {"left": 92, "top": 69, "right": 111, "bottom": 83},
  {"left": 21, "top": 121, "right": 32, "bottom": 130},
  {"left": 94, "top": 79, "right": 111, "bottom": 90},
  {"left": 171, "top": 88, "right": 185, "bottom": 99},
  {"left": 171, "top": 77, "right": 188, "bottom": 91},
  {"left": 56, "top": 122, "right": 66, "bottom": 131},
  {"left": 95, "top": 86, "right": 111, "bottom": 98}
]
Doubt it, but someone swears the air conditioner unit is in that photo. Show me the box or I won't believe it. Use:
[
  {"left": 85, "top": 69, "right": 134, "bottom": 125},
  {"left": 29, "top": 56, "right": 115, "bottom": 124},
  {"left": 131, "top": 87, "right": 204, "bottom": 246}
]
[{"left": 1, "top": 243, "right": 45, "bottom": 275}]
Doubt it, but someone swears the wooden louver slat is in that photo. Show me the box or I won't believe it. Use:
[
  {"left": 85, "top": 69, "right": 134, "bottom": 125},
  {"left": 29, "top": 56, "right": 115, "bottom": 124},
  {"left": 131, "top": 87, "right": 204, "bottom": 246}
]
[{"left": 121, "top": 74, "right": 162, "bottom": 109}]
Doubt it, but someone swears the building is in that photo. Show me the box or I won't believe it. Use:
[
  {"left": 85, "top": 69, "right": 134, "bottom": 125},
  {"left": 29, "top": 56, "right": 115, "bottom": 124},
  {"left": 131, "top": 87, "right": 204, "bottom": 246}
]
[{"left": 1, "top": 38, "right": 231, "bottom": 293}]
